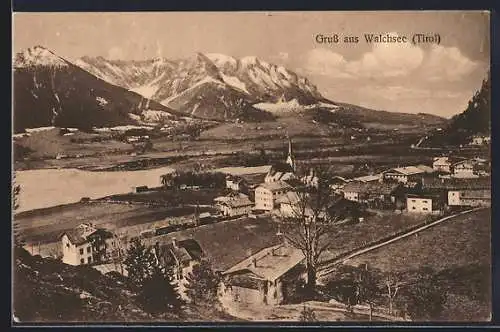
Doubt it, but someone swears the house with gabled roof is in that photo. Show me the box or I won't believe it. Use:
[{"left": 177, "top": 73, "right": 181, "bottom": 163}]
[
  {"left": 60, "top": 223, "right": 116, "bottom": 266},
  {"left": 382, "top": 166, "right": 426, "bottom": 184},
  {"left": 220, "top": 244, "right": 305, "bottom": 306}
]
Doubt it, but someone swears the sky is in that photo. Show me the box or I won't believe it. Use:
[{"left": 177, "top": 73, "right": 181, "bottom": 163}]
[{"left": 13, "top": 11, "right": 490, "bottom": 118}]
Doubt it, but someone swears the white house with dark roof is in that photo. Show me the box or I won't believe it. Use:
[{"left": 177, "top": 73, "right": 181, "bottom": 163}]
[
  {"left": 60, "top": 223, "right": 116, "bottom": 266},
  {"left": 220, "top": 244, "right": 305, "bottom": 306}
]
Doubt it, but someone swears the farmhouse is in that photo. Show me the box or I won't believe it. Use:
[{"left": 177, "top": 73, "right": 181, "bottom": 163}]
[
  {"left": 383, "top": 166, "right": 425, "bottom": 184},
  {"left": 448, "top": 189, "right": 491, "bottom": 207},
  {"left": 341, "top": 181, "right": 400, "bottom": 204},
  {"left": 220, "top": 244, "right": 305, "bottom": 306},
  {"left": 218, "top": 195, "right": 254, "bottom": 217},
  {"left": 255, "top": 181, "right": 293, "bottom": 211},
  {"left": 451, "top": 160, "right": 477, "bottom": 178},
  {"left": 60, "top": 223, "right": 116, "bottom": 266}
]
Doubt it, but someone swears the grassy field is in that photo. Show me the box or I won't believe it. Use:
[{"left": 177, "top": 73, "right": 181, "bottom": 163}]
[
  {"left": 319, "top": 211, "right": 428, "bottom": 262},
  {"left": 16, "top": 201, "right": 210, "bottom": 244},
  {"left": 346, "top": 208, "right": 491, "bottom": 321}
]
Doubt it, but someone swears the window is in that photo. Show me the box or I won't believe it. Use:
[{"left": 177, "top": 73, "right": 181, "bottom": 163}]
[
  {"left": 87, "top": 257, "right": 92, "bottom": 264},
  {"left": 423, "top": 200, "right": 428, "bottom": 204},
  {"left": 423, "top": 208, "right": 428, "bottom": 211},
  {"left": 79, "top": 248, "right": 84, "bottom": 255},
  {"left": 80, "top": 258, "right": 84, "bottom": 264},
  {"left": 411, "top": 199, "right": 416, "bottom": 203},
  {"left": 412, "top": 207, "right": 416, "bottom": 210},
  {"left": 87, "top": 246, "right": 91, "bottom": 253},
  {"left": 66, "top": 243, "right": 70, "bottom": 248}
]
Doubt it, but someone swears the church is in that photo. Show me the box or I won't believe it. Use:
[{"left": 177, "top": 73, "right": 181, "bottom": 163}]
[{"left": 264, "top": 138, "right": 296, "bottom": 183}]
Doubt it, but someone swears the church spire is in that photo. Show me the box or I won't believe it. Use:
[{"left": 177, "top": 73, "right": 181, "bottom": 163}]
[{"left": 286, "top": 137, "right": 296, "bottom": 172}]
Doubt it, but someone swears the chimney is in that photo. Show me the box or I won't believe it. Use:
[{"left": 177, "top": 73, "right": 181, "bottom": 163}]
[
  {"left": 172, "top": 237, "right": 178, "bottom": 249},
  {"left": 252, "top": 257, "right": 257, "bottom": 268}
]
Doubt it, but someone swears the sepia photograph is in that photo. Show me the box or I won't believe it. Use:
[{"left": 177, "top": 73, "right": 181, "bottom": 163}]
[{"left": 12, "top": 11, "right": 491, "bottom": 324}]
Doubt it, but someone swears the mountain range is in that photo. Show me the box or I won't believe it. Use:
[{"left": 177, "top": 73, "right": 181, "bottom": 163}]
[{"left": 13, "top": 46, "right": 447, "bottom": 133}]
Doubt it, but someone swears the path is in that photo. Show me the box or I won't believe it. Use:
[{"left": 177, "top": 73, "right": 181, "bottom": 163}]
[{"left": 318, "top": 207, "right": 486, "bottom": 278}]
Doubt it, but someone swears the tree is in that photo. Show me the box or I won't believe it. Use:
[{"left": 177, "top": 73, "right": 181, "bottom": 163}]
[
  {"left": 384, "top": 272, "right": 402, "bottom": 316},
  {"left": 404, "top": 269, "right": 447, "bottom": 321},
  {"left": 124, "top": 238, "right": 182, "bottom": 315},
  {"left": 280, "top": 166, "right": 343, "bottom": 295},
  {"left": 184, "top": 259, "right": 221, "bottom": 305},
  {"left": 136, "top": 263, "right": 182, "bottom": 315},
  {"left": 123, "top": 238, "right": 157, "bottom": 290},
  {"left": 354, "top": 264, "right": 381, "bottom": 321},
  {"left": 12, "top": 173, "right": 24, "bottom": 248},
  {"left": 299, "top": 304, "right": 317, "bottom": 322}
]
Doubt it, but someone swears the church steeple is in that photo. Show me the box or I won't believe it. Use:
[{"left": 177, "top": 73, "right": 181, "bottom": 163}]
[{"left": 286, "top": 137, "right": 296, "bottom": 172}]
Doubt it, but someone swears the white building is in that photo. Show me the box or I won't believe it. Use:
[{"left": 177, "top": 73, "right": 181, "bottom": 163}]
[
  {"left": 406, "top": 194, "right": 442, "bottom": 214},
  {"left": 60, "top": 223, "right": 117, "bottom": 266},
  {"left": 255, "top": 181, "right": 292, "bottom": 211}
]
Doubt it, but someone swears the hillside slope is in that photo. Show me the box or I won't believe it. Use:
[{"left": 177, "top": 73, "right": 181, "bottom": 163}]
[
  {"left": 422, "top": 71, "right": 490, "bottom": 147},
  {"left": 13, "top": 247, "right": 236, "bottom": 322}
]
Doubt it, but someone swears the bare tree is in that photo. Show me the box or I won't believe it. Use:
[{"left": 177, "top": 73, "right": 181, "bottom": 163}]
[
  {"left": 279, "top": 167, "right": 342, "bottom": 294},
  {"left": 384, "top": 272, "right": 402, "bottom": 315}
]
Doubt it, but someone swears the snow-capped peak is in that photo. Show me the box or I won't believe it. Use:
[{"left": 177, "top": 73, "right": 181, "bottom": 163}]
[
  {"left": 240, "top": 55, "right": 260, "bottom": 67},
  {"left": 14, "top": 45, "right": 68, "bottom": 68},
  {"left": 204, "top": 53, "right": 238, "bottom": 67}
]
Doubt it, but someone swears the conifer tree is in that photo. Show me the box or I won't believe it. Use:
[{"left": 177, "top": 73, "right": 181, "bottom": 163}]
[{"left": 184, "top": 259, "right": 221, "bottom": 305}]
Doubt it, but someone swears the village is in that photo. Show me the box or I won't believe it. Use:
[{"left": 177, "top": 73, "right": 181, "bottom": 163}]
[{"left": 19, "top": 131, "right": 490, "bottom": 321}]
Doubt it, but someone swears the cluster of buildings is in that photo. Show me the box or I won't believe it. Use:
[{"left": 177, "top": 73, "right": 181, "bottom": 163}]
[
  {"left": 213, "top": 140, "right": 491, "bottom": 218},
  {"left": 56, "top": 138, "right": 491, "bottom": 310}
]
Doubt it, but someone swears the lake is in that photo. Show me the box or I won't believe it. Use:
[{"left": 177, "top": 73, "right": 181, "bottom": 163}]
[{"left": 15, "top": 165, "right": 271, "bottom": 212}]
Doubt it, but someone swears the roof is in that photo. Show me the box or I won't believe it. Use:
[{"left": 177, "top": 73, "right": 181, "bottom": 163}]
[
  {"left": 258, "top": 181, "right": 292, "bottom": 192},
  {"left": 60, "top": 226, "right": 113, "bottom": 246},
  {"left": 407, "top": 192, "right": 442, "bottom": 200},
  {"left": 422, "top": 177, "right": 491, "bottom": 190},
  {"left": 385, "top": 166, "right": 425, "bottom": 176},
  {"left": 223, "top": 244, "right": 304, "bottom": 281},
  {"left": 275, "top": 191, "right": 301, "bottom": 204},
  {"left": 145, "top": 216, "right": 283, "bottom": 271},
  {"left": 268, "top": 162, "right": 294, "bottom": 175},
  {"left": 156, "top": 239, "right": 203, "bottom": 265},
  {"left": 415, "top": 165, "right": 434, "bottom": 173},
  {"left": 342, "top": 181, "right": 399, "bottom": 195},
  {"left": 353, "top": 174, "right": 381, "bottom": 182},
  {"left": 223, "top": 196, "right": 253, "bottom": 208},
  {"left": 329, "top": 176, "right": 349, "bottom": 184},
  {"left": 460, "top": 190, "right": 491, "bottom": 199}
]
